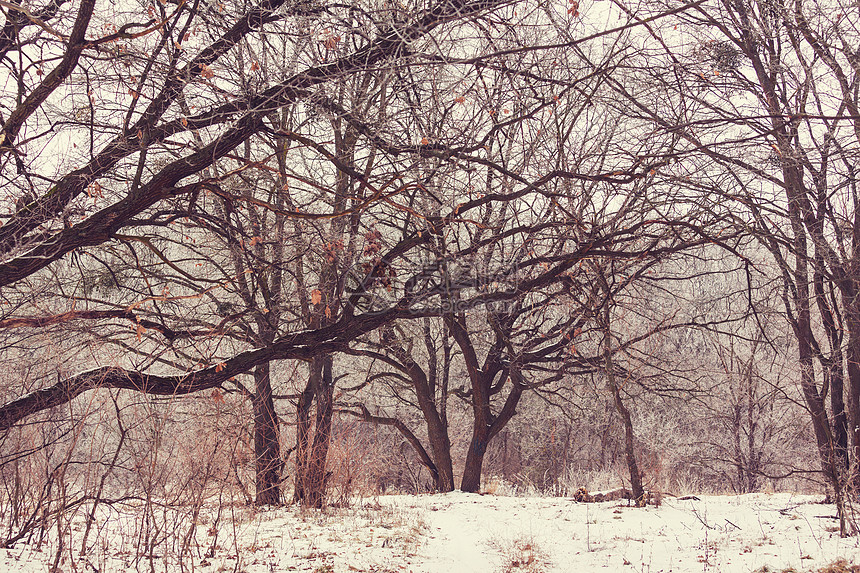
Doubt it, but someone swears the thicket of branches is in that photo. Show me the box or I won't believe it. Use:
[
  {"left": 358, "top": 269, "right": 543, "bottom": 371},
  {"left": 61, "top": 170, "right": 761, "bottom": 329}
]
[{"left": 1, "top": 0, "right": 859, "bottom": 552}]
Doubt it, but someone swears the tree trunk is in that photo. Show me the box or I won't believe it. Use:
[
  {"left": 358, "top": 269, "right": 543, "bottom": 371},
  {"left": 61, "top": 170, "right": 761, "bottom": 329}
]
[
  {"left": 293, "top": 354, "right": 334, "bottom": 508},
  {"left": 813, "top": 268, "right": 849, "bottom": 471},
  {"left": 460, "top": 426, "right": 489, "bottom": 493},
  {"left": 460, "top": 374, "right": 523, "bottom": 493},
  {"left": 745, "top": 381, "right": 760, "bottom": 493},
  {"left": 605, "top": 339, "right": 645, "bottom": 506},
  {"left": 253, "top": 362, "right": 281, "bottom": 505},
  {"left": 406, "top": 357, "right": 455, "bottom": 492},
  {"left": 790, "top": 220, "right": 850, "bottom": 534},
  {"left": 304, "top": 354, "right": 334, "bottom": 508},
  {"left": 426, "top": 423, "right": 455, "bottom": 492},
  {"left": 845, "top": 317, "right": 860, "bottom": 482},
  {"left": 292, "top": 363, "right": 316, "bottom": 504},
  {"left": 594, "top": 269, "right": 645, "bottom": 505},
  {"left": 419, "top": 319, "right": 455, "bottom": 492}
]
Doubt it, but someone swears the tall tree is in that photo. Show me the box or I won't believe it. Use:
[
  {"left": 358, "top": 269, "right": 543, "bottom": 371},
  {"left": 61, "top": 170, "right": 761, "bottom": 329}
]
[{"left": 606, "top": 0, "right": 860, "bottom": 533}]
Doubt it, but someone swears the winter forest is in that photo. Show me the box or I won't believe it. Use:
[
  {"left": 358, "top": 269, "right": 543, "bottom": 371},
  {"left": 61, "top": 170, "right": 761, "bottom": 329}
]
[{"left": 1, "top": 0, "right": 860, "bottom": 569}]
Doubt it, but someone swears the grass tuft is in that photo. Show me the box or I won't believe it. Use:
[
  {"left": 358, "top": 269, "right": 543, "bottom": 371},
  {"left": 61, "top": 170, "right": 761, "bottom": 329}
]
[
  {"left": 497, "top": 539, "right": 548, "bottom": 573},
  {"left": 817, "top": 559, "right": 860, "bottom": 573}
]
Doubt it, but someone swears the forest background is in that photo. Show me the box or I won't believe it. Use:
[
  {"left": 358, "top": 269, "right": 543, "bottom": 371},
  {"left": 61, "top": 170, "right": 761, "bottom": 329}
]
[{"left": 1, "top": 0, "right": 859, "bottom": 553}]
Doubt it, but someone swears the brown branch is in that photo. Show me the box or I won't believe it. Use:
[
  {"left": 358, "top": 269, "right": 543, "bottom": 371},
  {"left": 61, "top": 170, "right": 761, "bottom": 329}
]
[
  {"left": 0, "top": 0, "right": 65, "bottom": 39},
  {"left": 0, "top": 0, "right": 516, "bottom": 287},
  {"left": 0, "top": 308, "right": 242, "bottom": 342},
  {"left": 338, "top": 404, "right": 439, "bottom": 482},
  {"left": 0, "top": 0, "right": 94, "bottom": 148},
  {"left": 0, "top": 303, "right": 420, "bottom": 432}
]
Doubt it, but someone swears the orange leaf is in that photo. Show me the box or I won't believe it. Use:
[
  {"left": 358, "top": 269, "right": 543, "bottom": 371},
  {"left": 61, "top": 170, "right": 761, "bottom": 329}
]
[
  {"left": 311, "top": 289, "right": 322, "bottom": 305},
  {"left": 324, "top": 35, "right": 340, "bottom": 50},
  {"left": 325, "top": 305, "right": 332, "bottom": 318},
  {"left": 215, "top": 362, "right": 226, "bottom": 372}
]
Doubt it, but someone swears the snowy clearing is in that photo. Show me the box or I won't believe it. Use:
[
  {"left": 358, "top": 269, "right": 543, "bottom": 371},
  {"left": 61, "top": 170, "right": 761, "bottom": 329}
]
[{"left": 1, "top": 493, "right": 857, "bottom": 573}]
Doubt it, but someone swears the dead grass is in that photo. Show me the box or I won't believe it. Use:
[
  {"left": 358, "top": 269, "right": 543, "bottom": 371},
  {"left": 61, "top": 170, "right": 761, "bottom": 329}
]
[
  {"left": 497, "top": 539, "right": 548, "bottom": 573},
  {"left": 753, "top": 560, "right": 860, "bottom": 573},
  {"left": 817, "top": 559, "right": 860, "bottom": 573}
]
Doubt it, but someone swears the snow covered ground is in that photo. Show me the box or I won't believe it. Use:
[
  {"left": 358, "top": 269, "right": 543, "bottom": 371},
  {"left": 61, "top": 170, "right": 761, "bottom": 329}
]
[{"left": 1, "top": 492, "right": 857, "bottom": 572}]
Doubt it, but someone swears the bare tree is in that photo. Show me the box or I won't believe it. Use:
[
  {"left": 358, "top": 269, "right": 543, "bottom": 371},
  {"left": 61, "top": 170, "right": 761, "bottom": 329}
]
[{"left": 605, "top": 0, "right": 860, "bottom": 533}]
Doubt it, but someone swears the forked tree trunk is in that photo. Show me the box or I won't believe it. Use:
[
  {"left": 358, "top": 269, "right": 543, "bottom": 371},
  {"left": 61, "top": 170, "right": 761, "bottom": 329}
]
[
  {"left": 791, "top": 221, "right": 850, "bottom": 534},
  {"left": 253, "top": 362, "right": 281, "bottom": 505},
  {"left": 459, "top": 372, "right": 523, "bottom": 493},
  {"left": 292, "top": 366, "right": 315, "bottom": 504},
  {"left": 293, "top": 354, "right": 334, "bottom": 508},
  {"left": 304, "top": 355, "right": 334, "bottom": 508}
]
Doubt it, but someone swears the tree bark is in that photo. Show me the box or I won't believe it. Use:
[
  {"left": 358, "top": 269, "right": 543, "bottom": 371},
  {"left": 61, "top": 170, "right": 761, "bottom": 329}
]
[
  {"left": 813, "top": 268, "right": 849, "bottom": 471},
  {"left": 603, "top": 309, "right": 645, "bottom": 506},
  {"left": 253, "top": 363, "right": 281, "bottom": 505},
  {"left": 460, "top": 426, "right": 489, "bottom": 493},
  {"left": 844, "top": 314, "right": 860, "bottom": 479},
  {"left": 460, "top": 371, "right": 524, "bottom": 493},
  {"left": 293, "top": 354, "right": 334, "bottom": 508},
  {"left": 405, "top": 355, "right": 455, "bottom": 492},
  {"left": 785, "top": 185, "right": 849, "bottom": 535},
  {"left": 305, "top": 354, "right": 334, "bottom": 508},
  {"left": 292, "top": 362, "right": 316, "bottom": 504}
]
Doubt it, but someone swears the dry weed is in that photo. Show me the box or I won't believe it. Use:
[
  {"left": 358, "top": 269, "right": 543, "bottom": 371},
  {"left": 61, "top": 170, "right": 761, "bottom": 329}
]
[
  {"left": 753, "top": 561, "right": 860, "bottom": 573},
  {"left": 817, "top": 559, "right": 860, "bottom": 573},
  {"left": 497, "top": 538, "right": 548, "bottom": 573}
]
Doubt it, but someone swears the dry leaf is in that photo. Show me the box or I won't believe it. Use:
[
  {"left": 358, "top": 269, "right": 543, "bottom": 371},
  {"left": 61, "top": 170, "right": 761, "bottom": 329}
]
[{"left": 311, "top": 289, "right": 322, "bottom": 305}]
